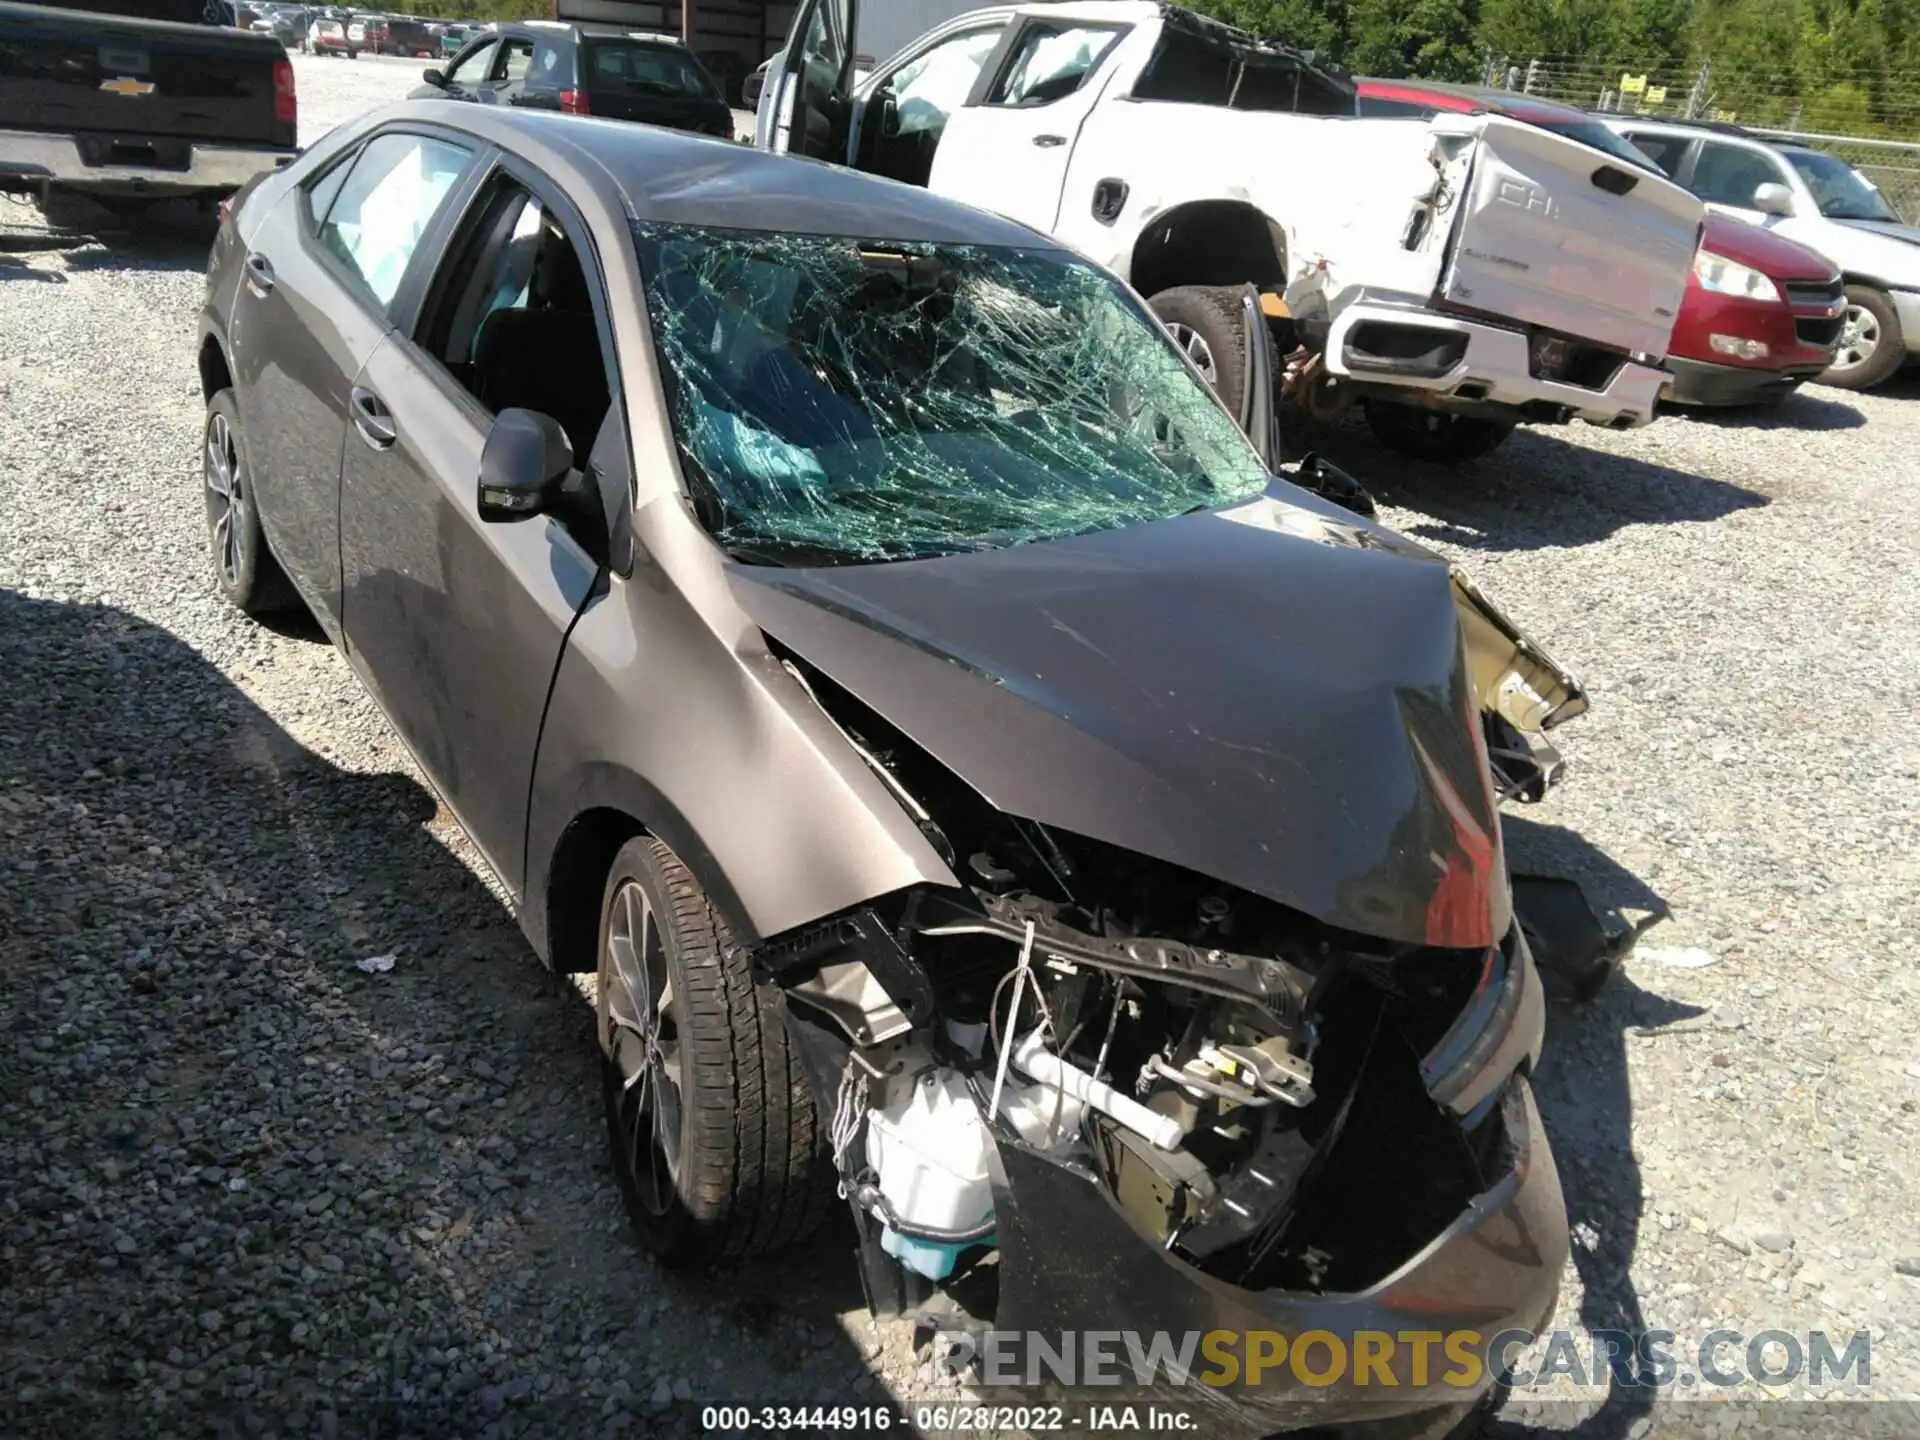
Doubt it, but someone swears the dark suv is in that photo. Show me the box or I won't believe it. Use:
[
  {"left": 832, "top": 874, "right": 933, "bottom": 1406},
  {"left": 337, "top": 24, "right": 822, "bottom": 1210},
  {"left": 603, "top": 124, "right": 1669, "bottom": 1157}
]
[{"left": 414, "top": 21, "right": 734, "bottom": 139}]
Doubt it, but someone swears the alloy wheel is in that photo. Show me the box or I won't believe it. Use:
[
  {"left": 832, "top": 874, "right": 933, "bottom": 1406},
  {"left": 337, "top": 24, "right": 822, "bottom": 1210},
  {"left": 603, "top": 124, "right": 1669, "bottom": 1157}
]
[
  {"left": 1165, "top": 322, "right": 1218, "bottom": 386},
  {"left": 1832, "top": 304, "right": 1881, "bottom": 373},
  {"left": 204, "top": 410, "right": 245, "bottom": 587},
  {"left": 600, "top": 880, "right": 684, "bottom": 1217}
]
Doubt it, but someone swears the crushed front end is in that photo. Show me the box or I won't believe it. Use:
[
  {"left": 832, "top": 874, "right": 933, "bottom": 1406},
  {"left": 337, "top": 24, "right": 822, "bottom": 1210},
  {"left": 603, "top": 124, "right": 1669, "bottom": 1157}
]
[
  {"left": 727, "top": 494, "right": 1583, "bottom": 1434},
  {"left": 761, "top": 748, "right": 1564, "bottom": 1435}
]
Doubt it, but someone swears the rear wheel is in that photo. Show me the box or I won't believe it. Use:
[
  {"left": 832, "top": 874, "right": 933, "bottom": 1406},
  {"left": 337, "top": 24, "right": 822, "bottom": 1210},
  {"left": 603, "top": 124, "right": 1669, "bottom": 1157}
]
[
  {"left": 203, "top": 390, "right": 300, "bottom": 616},
  {"left": 1147, "top": 285, "right": 1249, "bottom": 407},
  {"left": 597, "top": 836, "right": 831, "bottom": 1266},
  {"left": 1363, "top": 400, "right": 1515, "bottom": 464},
  {"left": 1819, "top": 285, "right": 1904, "bottom": 390}
]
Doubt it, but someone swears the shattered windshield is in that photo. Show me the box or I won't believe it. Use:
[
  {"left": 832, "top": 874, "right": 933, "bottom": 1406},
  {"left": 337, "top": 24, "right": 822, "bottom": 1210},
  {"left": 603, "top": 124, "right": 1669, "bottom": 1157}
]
[{"left": 631, "top": 224, "right": 1272, "bottom": 565}]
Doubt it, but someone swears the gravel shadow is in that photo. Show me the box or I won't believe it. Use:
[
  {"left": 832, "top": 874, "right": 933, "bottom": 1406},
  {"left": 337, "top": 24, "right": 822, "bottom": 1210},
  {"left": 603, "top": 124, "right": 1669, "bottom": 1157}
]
[
  {"left": 1296, "top": 420, "right": 1769, "bottom": 553},
  {"left": 1494, "top": 816, "right": 1703, "bottom": 1440},
  {"left": 0, "top": 590, "right": 874, "bottom": 1437},
  {"left": 30, "top": 194, "right": 219, "bottom": 275},
  {"left": 1667, "top": 389, "right": 1866, "bottom": 431}
]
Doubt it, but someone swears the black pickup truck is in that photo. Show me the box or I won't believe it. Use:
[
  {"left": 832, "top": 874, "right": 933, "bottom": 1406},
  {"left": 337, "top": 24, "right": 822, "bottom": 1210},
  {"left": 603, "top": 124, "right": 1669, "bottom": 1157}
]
[{"left": 0, "top": 0, "right": 298, "bottom": 217}]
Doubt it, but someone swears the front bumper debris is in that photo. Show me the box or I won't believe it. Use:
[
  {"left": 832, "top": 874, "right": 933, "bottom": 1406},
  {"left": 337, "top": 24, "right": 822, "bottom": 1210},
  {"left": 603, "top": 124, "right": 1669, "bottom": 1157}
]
[{"left": 984, "top": 1075, "right": 1565, "bottom": 1436}]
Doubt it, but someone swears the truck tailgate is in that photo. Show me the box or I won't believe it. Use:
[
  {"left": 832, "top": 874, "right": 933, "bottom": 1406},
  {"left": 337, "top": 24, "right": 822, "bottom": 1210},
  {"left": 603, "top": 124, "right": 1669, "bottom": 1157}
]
[
  {"left": 1439, "top": 114, "right": 1702, "bottom": 358},
  {"left": 0, "top": 2, "right": 291, "bottom": 148}
]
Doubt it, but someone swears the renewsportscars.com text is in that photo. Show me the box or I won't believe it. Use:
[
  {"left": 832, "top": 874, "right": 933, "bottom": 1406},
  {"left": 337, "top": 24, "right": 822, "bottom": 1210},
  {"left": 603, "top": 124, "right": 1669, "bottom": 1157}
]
[{"left": 930, "top": 1327, "right": 1872, "bottom": 1392}]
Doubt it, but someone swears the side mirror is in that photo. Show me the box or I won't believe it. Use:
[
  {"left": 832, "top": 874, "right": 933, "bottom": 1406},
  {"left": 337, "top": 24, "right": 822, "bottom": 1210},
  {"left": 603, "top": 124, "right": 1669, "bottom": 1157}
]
[
  {"left": 741, "top": 68, "right": 764, "bottom": 108},
  {"left": 1292, "top": 452, "right": 1377, "bottom": 518},
  {"left": 422, "top": 66, "right": 445, "bottom": 88},
  {"left": 1752, "top": 182, "right": 1795, "bottom": 217},
  {"left": 478, "top": 408, "right": 573, "bottom": 523}
]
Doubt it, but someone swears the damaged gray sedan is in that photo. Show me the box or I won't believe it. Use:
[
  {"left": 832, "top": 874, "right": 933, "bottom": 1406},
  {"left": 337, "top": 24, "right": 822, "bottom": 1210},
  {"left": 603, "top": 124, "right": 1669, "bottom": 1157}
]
[{"left": 198, "top": 102, "right": 1586, "bottom": 1433}]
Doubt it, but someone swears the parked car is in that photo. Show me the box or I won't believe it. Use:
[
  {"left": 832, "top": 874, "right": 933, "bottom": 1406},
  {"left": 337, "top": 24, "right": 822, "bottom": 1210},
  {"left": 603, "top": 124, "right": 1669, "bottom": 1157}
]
[
  {"left": 384, "top": 16, "right": 434, "bottom": 57},
  {"left": 1667, "top": 214, "right": 1845, "bottom": 404},
  {"left": 416, "top": 22, "right": 732, "bottom": 136},
  {"left": 1604, "top": 116, "right": 1920, "bottom": 390},
  {"left": 307, "top": 16, "right": 358, "bottom": 56},
  {"left": 1357, "top": 81, "right": 1845, "bottom": 406},
  {"left": 756, "top": 1, "right": 1704, "bottom": 463},
  {"left": 0, "top": 0, "right": 297, "bottom": 221},
  {"left": 198, "top": 99, "right": 1584, "bottom": 1433}
]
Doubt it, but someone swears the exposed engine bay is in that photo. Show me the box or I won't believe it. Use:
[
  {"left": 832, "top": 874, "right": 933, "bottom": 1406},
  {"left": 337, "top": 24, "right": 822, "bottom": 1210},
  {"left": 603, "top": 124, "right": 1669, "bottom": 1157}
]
[{"left": 762, "top": 648, "right": 1550, "bottom": 1314}]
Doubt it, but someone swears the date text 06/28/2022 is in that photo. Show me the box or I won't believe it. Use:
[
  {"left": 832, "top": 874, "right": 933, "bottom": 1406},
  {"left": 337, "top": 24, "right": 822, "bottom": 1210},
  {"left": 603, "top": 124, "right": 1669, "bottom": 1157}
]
[{"left": 698, "top": 1405, "right": 1198, "bottom": 1431}]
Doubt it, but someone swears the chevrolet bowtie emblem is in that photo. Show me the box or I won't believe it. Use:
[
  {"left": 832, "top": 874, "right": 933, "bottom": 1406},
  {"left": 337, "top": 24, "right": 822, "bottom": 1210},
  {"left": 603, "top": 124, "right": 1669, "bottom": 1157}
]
[{"left": 99, "top": 76, "right": 156, "bottom": 96}]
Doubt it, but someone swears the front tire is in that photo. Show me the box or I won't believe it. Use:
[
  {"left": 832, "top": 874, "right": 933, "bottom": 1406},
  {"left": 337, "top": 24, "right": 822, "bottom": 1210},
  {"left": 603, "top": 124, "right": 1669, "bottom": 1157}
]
[
  {"left": 1363, "top": 400, "right": 1515, "bottom": 464},
  {"left": 203, "top": 390, "right": 300, "bottom": 616},
  {"left": 1819, "top": 285, "right": 1904, "bottom": 390},
  {"left": 1147, "top": 285, "right": 1249, "bottom": 406},
  {"left": 597, "top": 836, "right": 831, "bottom": 1267}
]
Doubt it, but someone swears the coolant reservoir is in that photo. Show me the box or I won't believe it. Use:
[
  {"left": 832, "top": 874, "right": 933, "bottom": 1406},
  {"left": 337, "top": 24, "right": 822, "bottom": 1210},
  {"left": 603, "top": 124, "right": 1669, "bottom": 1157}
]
[{"left": 866, "top": 1071, "right": 994, "bottom": 1239}]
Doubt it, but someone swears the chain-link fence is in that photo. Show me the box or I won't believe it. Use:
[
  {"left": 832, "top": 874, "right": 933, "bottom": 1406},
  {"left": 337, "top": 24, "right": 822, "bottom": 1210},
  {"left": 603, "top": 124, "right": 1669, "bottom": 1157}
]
[{"left": 1480, "top": 55, "right": 1920, "bottom": 224}]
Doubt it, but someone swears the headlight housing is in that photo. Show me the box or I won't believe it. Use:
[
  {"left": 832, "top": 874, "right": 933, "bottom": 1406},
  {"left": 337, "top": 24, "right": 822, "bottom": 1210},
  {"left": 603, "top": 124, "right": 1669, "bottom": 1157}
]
[{"left": 1693, "top": 250, "right": 1782, "bottom": 302}]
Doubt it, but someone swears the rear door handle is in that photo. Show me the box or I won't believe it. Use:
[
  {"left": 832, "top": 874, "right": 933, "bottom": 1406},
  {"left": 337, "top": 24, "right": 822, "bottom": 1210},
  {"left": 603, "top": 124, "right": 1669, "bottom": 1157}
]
[
  {"left": 1032, "top": 133, "right": 1066, "bottom": 148},
  {"left": 350, "top": 386, "right": 397, "bottom": 450},
  {"left": 244, "top": 252, "right": 275, "bottom": 295}
]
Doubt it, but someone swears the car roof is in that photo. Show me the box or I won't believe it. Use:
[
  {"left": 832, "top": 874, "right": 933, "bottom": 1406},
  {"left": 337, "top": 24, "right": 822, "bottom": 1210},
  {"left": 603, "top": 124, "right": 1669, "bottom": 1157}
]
[
  {"left": 510, "top": 19, "right": 686, "bottom": 43},
  {"left": 396, "top": 102, "right": 1067, "bottom": 249},
  {"left": 1358, "top": 77, "right": 1591, "bottom": 124}
]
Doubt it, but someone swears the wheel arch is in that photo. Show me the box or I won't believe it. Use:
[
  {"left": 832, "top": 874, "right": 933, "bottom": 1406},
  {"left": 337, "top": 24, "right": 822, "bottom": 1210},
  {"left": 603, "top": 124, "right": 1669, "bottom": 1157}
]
[
  {"left": 531, "top": 767, "right": 756, "bottom": 975},
  {"left": 1128, "top": 200, "right": 1289, "bottom": 300},
  {"left": 198, "top": 328, "right": 235, "bottom": 403}
]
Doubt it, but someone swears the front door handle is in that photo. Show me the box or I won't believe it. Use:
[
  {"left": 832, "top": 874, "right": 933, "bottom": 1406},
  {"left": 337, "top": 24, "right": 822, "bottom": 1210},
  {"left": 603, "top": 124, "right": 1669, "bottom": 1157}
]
[
  {"left": 244, "top": 251, "right": 275, "bottom": 296},
  {"left": 1032, "top": 133, "right": 1067, "bottom": 148},
  {"left": 350, "top": 386, "right": 397, "bottom": 450}
]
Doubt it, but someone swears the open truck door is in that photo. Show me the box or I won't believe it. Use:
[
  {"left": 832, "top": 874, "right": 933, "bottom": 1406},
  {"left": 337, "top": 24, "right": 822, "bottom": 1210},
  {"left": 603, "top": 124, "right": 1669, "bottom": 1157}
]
[{"left": 754, "top": 0, "right": 859, "bottom": 158}]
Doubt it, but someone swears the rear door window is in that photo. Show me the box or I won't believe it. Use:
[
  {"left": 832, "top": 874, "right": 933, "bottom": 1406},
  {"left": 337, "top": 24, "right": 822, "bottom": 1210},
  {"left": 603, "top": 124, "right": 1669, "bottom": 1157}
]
[
  {"left": 530, "top": 37, "right": 567, "bottom": 87},
  {"left": 316, "top": 132, "right": 475, "bottom": 312},
  {"left": 585, "top": 41, "right": 719, "bottom": 98},
  {"left": 986, "top": 22, "right": 1122, "bottom": 107},
  {"left": 1688, "top": 141, "right": 1788, "bottom": 204}
]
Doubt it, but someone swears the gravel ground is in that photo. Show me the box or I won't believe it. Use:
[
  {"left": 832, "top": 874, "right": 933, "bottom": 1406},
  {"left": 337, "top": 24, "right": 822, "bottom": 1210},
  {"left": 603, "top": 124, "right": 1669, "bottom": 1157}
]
[{"left": 3, "top": 53, "right": 1919, "bottom": 1440}]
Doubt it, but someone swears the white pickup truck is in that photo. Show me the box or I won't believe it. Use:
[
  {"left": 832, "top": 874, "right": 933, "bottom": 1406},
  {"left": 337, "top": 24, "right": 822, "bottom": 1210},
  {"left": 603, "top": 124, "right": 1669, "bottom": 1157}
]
[{"left": 755, "top": 0, "right": 1706, "bottom": 461}]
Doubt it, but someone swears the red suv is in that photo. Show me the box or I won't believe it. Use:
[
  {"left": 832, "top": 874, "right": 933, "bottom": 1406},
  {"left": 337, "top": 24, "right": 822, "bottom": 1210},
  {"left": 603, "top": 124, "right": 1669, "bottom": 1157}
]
[
  {"left": 1358, "top": 80, "right": 1844, "bottom": 405},
  {"left": 1665, "top": 213, "right": 1844, "bottom": 404}
]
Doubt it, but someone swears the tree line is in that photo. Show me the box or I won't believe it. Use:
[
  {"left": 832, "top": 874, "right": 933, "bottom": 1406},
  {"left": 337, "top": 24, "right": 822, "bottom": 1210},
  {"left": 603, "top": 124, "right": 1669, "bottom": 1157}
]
[{"left": 1191, "top": 0, "right": 1920, "bottom": 135}]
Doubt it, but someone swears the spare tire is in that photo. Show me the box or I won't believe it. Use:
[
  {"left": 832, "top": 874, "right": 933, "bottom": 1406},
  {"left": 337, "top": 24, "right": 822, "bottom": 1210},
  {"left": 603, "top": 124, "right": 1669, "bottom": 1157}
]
[{"left": 1148, "top": 285, "right": 1249, "bottom": 407}]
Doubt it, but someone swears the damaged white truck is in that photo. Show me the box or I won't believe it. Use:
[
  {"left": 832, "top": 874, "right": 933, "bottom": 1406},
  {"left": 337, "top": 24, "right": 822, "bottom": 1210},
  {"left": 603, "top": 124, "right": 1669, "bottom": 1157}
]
[{"left": 756, "top": 0, "right": 1706, "bottom": 461}]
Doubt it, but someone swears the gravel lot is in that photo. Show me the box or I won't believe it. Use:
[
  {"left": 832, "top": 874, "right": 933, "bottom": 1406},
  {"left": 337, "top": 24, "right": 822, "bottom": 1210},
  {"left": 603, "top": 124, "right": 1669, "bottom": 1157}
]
[{"left": 3, "top": 53, "right": 1919, "bottom": 1439}]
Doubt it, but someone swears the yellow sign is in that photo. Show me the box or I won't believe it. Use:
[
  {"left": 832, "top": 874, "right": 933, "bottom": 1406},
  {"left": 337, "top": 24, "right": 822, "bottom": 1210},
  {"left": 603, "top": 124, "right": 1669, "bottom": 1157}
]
[
  {"left": 1619, "top": 73, "right": 1648, "bottom": 95},
  {"left": 1646, "top": 85, "right": 1669, "bottom": 106},
  {"left": 99, "top": 76, "right": 155, "bottom": 96}
]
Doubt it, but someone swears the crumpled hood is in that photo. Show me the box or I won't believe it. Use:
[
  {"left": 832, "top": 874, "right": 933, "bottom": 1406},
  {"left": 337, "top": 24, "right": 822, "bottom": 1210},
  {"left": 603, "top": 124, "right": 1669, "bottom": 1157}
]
[{"left": 729, "top": 492, "right": 1509, "bottom": 949}]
